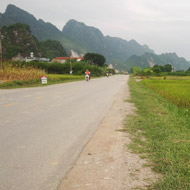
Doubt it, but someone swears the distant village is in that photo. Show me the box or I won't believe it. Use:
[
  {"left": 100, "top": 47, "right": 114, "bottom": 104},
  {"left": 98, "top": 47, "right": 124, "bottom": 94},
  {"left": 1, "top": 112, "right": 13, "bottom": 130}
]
[{"left": 12, "top": 51, "right": 120, "bottom": 73}]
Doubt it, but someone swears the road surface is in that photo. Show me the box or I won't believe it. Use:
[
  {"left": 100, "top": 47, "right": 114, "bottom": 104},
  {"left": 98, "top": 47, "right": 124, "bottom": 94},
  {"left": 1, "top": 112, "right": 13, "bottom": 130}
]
[{"left": 0, "top": 75, "right": 127, "bottom": 190}]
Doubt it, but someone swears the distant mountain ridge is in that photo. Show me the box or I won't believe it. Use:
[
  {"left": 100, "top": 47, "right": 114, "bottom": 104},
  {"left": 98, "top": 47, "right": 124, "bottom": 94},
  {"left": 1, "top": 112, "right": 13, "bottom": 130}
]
[
  {"left": 0, "top": 4, "right": 154, "bottom": 69},
  {"left": 124, "top": 53, "right": 190, "bottom": 71},
  {"left": 0, "top": 4, "right": 189, "bottom": 71},
  {"left": 62, "top": 19, "right": 154, "bottom": 63}
]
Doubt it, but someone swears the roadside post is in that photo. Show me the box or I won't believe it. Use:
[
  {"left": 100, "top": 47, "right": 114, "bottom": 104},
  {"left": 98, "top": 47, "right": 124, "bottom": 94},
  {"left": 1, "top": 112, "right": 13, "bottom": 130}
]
[{"left": 41, "top": 75, "right": 47, "bottom": 84}]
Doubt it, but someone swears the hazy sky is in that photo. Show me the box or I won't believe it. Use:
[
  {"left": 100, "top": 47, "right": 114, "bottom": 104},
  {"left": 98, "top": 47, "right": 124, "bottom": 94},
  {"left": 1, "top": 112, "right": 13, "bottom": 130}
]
[{"left": 0, "top": 0, "right": 190, "bottom": 60}]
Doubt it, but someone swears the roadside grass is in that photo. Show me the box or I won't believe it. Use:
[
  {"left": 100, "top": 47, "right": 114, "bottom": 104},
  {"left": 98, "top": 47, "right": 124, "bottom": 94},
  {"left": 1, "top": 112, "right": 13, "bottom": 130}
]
[
  {"left": 126, "top": 76, "right": 190, "bottom": 189},
  {"left": 0, "top": 74, "right": 84, "bottom": 89}
]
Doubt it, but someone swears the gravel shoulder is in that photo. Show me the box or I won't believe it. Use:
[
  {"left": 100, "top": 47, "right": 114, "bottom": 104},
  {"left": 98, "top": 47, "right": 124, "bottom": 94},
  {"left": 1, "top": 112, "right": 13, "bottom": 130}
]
[{"left": 58, "top": 76, "right": 159, "bottom": 190}]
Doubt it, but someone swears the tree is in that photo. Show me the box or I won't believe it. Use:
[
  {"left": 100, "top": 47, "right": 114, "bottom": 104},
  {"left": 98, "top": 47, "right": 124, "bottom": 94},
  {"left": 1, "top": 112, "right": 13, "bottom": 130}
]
[
  {"left": 84, "top": 52, "right": 106, "bottom": 67},
  {"left": 132, "top": 67, "right": 143, "bottom": 75},
  {"left": 163, "top": 64, "right": 172, "bottom": 72},
  {"left": 152, "top": 65, "right": 161, "bottom": 73},
  {"left": 143, "top": 67, "right": 153, "bottom": 76}
]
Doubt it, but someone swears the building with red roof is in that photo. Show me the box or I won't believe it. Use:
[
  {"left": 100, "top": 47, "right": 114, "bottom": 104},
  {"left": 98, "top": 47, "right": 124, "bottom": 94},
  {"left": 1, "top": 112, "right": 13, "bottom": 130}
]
[{"left": 52, "top": 57, "right": 84, "bottom": 63}]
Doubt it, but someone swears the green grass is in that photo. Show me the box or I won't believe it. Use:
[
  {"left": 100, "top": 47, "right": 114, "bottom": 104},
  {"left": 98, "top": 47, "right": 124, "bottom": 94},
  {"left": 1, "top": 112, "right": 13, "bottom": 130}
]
[
  {"left": 126, "top": 76, "right": 190, "bottom": 189},
  {"left": 0, "top": 74, "right": 84, "bottom": 89}
]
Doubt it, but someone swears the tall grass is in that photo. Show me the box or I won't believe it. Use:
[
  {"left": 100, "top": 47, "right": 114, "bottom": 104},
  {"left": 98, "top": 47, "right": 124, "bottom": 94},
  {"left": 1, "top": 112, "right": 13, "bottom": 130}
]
[{"left": 142, "top": 77, "right": 190, "bottom": 108}]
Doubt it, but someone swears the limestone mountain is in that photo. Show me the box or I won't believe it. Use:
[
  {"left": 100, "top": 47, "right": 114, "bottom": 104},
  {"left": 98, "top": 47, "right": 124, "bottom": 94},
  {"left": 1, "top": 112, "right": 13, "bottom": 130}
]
[
  {"left": 0, "top": 4, "right": 63, "bottom": 41},
  {"left": 1, "top": 23, "right": 67, "bottom": 60},
  {"left": 1, "top": 23, "right": 39, "bottom": 59},
  {"left": 62, "top": 19, "right": 154, "bottom": 63}
]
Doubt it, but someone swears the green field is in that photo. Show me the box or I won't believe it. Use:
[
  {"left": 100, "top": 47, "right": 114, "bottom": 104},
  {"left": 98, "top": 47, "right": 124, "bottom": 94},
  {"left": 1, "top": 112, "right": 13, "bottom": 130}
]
[
  {"left": 126, "top": 76, "right": 190, "bottom": 189},
  {"left": 142, "top": 77, "right": 190, "bottom": 108}
]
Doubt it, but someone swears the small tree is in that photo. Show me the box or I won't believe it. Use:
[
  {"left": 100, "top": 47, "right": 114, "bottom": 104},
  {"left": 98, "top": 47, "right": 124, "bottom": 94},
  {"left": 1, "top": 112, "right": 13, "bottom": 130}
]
[
  {"left": 132, "top": 67, "right": 143, "bottom": 76},
  {"left": 143, "top": 67, "right": 153, "bottom": 77}
]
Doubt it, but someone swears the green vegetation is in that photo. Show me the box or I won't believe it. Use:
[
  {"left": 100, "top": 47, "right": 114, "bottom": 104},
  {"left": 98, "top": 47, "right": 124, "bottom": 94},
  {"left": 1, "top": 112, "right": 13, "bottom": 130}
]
[
  {"left": 132, "top": 65, "right": 190, "bottom": 77},
  {"left": 6, "top": 60, "right": 108, "bottom": 76},
  {"left": 126, "top": 76, "right": 190, "bottom": 189},
  {"left": 0, "top": 60, "right": 110, "bottom": 89},
  {"left": 83, "top": 52, "right": 106, "bottom": 67},
  {"left": 152, "top": 64, "right": 172, "bottom": 73}
]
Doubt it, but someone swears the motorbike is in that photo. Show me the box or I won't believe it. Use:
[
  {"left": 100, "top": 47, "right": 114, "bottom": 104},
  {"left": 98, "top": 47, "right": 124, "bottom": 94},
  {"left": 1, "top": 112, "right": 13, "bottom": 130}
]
[{"left": 85, "top": 74, "right": 90, "bottom": 81}]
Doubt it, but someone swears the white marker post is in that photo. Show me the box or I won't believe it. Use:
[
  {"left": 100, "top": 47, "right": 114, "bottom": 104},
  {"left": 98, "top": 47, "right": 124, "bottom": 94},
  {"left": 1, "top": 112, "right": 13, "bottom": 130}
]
[{"left": 41, "top": 75, "right": 47, "bottom": 84}]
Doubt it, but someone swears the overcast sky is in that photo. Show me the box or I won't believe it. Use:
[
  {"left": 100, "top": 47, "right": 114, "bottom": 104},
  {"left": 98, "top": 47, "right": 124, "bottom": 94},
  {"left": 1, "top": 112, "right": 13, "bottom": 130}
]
[{"left": 1, "top": 0, "right": 190, "bottom": 60}]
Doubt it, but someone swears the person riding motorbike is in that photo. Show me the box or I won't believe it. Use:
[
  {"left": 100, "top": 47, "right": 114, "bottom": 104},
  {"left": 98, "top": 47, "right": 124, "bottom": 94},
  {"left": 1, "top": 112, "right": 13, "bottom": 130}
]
[{"left": 85, "top": 69, "right": 91, "bottom": 80}]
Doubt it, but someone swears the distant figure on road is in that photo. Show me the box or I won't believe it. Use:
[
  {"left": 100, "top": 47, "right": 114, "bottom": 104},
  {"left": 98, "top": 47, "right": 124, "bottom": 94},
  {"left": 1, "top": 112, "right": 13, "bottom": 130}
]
[
  {"left": 106, "top": 71, "right": 109, "bottom": 77},
  {"left": 85, "top": 69, "right": 91, "bottom": 80}
]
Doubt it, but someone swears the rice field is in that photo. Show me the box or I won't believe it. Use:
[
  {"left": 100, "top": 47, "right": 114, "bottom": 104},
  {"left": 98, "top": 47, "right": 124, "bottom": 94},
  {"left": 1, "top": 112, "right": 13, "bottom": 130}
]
[{"left": 142, "top": 77, "right": 190, "bottom": 108}]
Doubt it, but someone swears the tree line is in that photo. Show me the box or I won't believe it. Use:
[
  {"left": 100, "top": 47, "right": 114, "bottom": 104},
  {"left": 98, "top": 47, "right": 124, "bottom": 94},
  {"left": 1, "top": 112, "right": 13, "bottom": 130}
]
[{"left": 132, "top": 64, "right": 190, "bottom": 76}]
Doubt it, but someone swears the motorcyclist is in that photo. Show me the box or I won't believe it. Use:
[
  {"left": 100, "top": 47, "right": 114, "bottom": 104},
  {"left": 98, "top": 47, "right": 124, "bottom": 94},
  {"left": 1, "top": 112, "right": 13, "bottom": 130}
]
[
  {"left": 106, "top": 71, "right": 109, "bottom": 77},
  {"left": 85, "top": 69, "right": 91, "bottom": 80}
]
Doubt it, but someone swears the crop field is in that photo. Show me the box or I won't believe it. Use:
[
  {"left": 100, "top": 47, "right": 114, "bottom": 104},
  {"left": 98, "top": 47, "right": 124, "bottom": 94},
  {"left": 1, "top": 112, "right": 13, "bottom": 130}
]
[
  {"left": 142, "top": 77, "right": 190, "bottom": 108},
  {"left": 0, "top": 64, "right": 45, "bottom": 82}
]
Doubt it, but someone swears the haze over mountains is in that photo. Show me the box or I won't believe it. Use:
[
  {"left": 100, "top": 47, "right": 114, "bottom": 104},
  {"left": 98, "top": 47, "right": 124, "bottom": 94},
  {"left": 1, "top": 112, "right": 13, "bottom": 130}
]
[{"left": 0, "top": 4, "right": 189, "bottom": 71}]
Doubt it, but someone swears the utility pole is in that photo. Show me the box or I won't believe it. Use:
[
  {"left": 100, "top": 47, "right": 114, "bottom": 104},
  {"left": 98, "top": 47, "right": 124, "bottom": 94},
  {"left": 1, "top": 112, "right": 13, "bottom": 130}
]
[
  {"left": 0, "top": 30, "right": 3, "bottom": 69},
  {"left": 70, "top": 53, "right": 72, "bottom": 74}
]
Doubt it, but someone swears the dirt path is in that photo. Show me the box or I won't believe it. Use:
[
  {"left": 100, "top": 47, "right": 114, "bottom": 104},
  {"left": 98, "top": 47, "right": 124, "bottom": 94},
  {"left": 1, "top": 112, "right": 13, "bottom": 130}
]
[{"left": 58, "top": 76, "right": 158, "bottom": 190}]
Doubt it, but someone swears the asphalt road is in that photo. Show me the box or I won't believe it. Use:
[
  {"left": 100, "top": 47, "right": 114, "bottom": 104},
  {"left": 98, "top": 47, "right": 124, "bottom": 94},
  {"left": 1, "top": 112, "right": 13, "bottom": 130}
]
[{"left": 0, "top": 75, "right": 128, "bottom": 190}]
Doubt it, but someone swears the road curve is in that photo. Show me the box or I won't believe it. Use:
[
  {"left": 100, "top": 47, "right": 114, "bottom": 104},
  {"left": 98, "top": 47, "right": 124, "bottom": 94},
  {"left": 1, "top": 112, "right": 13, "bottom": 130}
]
[{"left": 0, "top": 75, "right": 128, "bottom": 190}]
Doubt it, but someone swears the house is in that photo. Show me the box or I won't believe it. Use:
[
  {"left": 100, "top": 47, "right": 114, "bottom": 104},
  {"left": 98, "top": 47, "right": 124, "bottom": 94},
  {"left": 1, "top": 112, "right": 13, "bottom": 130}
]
[
  {"left": 52, "top": 57, "right": 84, "bottom": 64},
  {"left": 25, "top": 57, "right": 50, "bottom": 62},
  {"left": 108, "top": 64, "right": 114, "bottom": 69},
  {"left": 12, "top": 53, "right": 25, "bottom": 61}
]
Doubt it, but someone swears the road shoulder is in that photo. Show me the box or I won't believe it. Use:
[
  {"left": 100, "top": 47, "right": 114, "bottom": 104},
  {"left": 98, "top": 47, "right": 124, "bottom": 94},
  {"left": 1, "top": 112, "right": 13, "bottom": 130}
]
[{"left": 58, "top": 77, "right": 159, "bottom": 190}]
